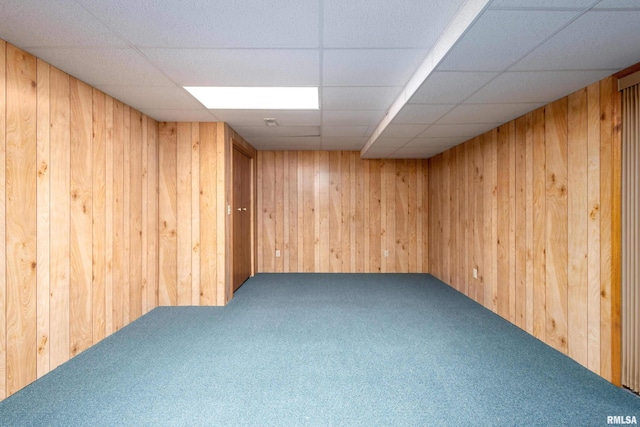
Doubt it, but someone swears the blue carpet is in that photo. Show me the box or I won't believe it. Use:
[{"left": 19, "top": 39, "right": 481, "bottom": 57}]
[{"left": 0, "top": 273, "right": 638, "bottom": 426}]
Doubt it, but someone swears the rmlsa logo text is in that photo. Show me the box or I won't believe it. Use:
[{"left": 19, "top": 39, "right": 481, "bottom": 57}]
[{"left": 607, "top": 415, "right": 638, "bottom": 425}]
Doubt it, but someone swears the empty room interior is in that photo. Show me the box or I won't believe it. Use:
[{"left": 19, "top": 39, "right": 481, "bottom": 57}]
[{"left": 0, "top": 0, "right": 639, "bottom": 425}]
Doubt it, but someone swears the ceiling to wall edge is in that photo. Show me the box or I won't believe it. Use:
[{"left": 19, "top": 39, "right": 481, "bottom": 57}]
[{"left": 360, "top": 0, "right": 492, "bottom": 159}]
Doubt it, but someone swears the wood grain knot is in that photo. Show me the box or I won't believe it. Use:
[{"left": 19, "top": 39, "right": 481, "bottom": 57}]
[
  {"left": 71, "top": 190, "right": 78, "bottom": 200},
  {"left": 601, "top": 290, "right": 607, "bottom": 298},
  {"left": 38, "top": 162, "right": 48, "bottom": 177},
  {"left": 31, "top": 261, "right": 37, "bottom": 270},
  {"left": 38, "top": 336, "right": 48, "bottom": 353}
]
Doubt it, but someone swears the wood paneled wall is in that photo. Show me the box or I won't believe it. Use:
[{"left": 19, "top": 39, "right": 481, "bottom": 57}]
[
  {"left": 257, "top": 151, "right": 429, "bottom": 273},
  {"left": 427, "top": 76, "right": 622, "bottom": 383},
  {"left": 0, "top": 42, "right": 160, "bottom": 398},
  {"left": 158, "top": 122, "right": 233, "bottom": 307}
]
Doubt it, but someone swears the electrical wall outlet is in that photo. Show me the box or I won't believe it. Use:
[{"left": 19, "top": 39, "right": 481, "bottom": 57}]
[
  {"left": 384, "top": 249, "right": 389, "bottom": 258},
  {"left": 275, "top": 250, "right": 281, "bottom": 257},
  {"left": 473, "top": 268, "right": 478, "bottom": 279}
]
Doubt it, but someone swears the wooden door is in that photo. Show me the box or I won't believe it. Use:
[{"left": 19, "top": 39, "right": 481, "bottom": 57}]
[{"left": 233, "top": 147, "right": 252, "bottom": 290}]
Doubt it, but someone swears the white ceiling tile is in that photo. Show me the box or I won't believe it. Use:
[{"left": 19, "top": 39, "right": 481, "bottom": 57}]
[
  {"left": 138, "top": 109, "right": 218, "bottom": 123},
  {"left": 404, "top": 137, "right": 461, "bottom": 149},
  {"left": 321, "top": 137, "right": 368, "bottom": 150},
  {"left": 419, "top": 123, "right": 498, "bottom": 138},
  {"left": 212, "top": 110, "right": 321, "bottom": 127},
  {"left": 321, "top": 126, "right": 369, "bottom": 137},
  {"left": 512, "top": 11, "right": 640, "bottom": 71},
  {"left": 322, "top": 110, "right": 386, "bottom": 126},
  {"left": 247, "top": 137, "right": 322, "bottom": 150},
  {"left": 0, "top": 0, "right": 126, "bottom": 48},
  {"left": 409, "top": 72, "right": 499, "bottom": 104},
  {"left": 322, "top": 87, "right": 402, "bottom": 110},
  {"left": 231, "top": 126, "right": 321, "bottom": 138},
  {"left": 323, "top": 49, "right": 426, "bottom": 87},
  {"left": 466, "top": 70, "right": 617, "bottom": 103},
  {"left": 437, "top": 10, "right": 580, "bottom": 71},
  {"left": 143, "top": 49, "right": 320, "bottom": 86},
  {"left": 392, "top": 104, "right": 454, "bottom": 124},
  {"left": 77, "top": 0, "right": 319, "bottom": 48},
  {"left": 594, "top": 0, "right": 640, "bottom": 8},
  {"left": 379, "top": 124, "right": 429, "bottom": 138},
  {"left": 437, "top": 103, "right": 545, "bottom": 124},
  {"left": 27, "top": 48, "right": 174, "bottom": 87},
  {"left": 95, "top": 86, "right": 204, "bottom": 110},
  {"left": 323, "top": 0, "right": 466, "bottom": 48},
  {"left": 489, "top": 0, "right": 596, "bottom": 8},
  {"left": 371, "top": 137, "right": 412, "bottom": 147}
]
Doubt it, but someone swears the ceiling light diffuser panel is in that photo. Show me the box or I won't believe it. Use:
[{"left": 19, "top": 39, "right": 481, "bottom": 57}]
[{"left": 185, "top": 86, "right": 319, "bottom": 110}]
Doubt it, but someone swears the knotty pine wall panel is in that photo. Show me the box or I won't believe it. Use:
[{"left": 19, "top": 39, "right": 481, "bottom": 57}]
[
  {"left": 427, "top": 76, "right": 621, "bottom": 384},
  {"left": 257, "top": 152, "right": 429, "bottom": 273},
  {"left": 157, "top": 122, "right": 239, "bottom": 308},
  {"left": 0, "top": 43, "right": 160, "bottom": 398}
]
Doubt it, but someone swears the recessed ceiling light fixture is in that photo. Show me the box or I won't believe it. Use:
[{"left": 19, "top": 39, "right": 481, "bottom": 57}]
[{"left": 184, "top": 86, "right": 319, "bottom": 110}]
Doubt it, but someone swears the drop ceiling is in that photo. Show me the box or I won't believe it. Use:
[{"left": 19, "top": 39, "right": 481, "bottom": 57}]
[{"left": 0, "top": 0, "right": 638, "bottom": 158}]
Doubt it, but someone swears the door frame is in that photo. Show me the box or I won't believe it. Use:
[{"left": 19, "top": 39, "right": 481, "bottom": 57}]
[{"left": 230, "top": 135, "right": 257, "bottom": 296}]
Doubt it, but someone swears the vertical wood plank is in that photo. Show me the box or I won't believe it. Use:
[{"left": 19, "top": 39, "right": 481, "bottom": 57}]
[
  {"left": 340, "top": 152, "right": 351, "bottom": 272},
  {"left": 302, "top": 152, "right": 314, "bottom": 272},
  {"left": 610, "top": 80, "right": 621, "bottom": 387},
  {"left": 297, "top": 152, "right": 304, "bottom": 272},
  {"left": 525, "top": 112, "right": 535, "bottom": 335},
  {"left": 140, "top": 115, "right": 148, "bottom": 314},
  {"left": 199, "top": 123, "right": 217, "bottom": 305},
  {"left": 215, "top": 124, "right": 233, "bottom": 305},
  {"left": 190, "top": 123, "right": 200, "bottom": 305},
  {"left": 354, "top": 153, "right": 364, "bottom": 272},
  {"left": 422, "top": 160, "right": 429, "bottom": 273},
  {"left": 407, "top": 159, "right": 417, "bottom": 273},
  {"left": 6, "top": 45, "right": 37, "bottom": 395},
  {"left": 68, "top": 77, "right": 92, "bottom": 358},
  {"left": 474, "top": 137, "right": 485, "bottom": 304},
  {"left": 176, "top": 123, "right": 192, "bottom": 305},
  {"left": 533, "top": 107, "right": 546, "bottom": 340},
  {"left": 497, "top": 124, "right": 510, "bottom": 319},
  {"left": 158, "top": 122, "right": 177, "bottom": 306},
  {"left": 261, "top": 151, "right": 275, "bottom": 272},
  {"left": 122, "top": 106, "right": 130, "bottom": 324},
  {"left": 587, "top": 82, "right": 601, "bottom": 374},
  {"left": 282, "top": 152, "right": 290, "bottom": 272},
  {"left": 36, "top": 58, "right": 50, "bottom": 379},
  {"left": 275, "top": 152, "right": 285, "bottom": 272},
  {"left": 313, "top": 152, "right": 320, "bottom": 272},
  {"left": 568, "top": 88, "right": 589, "bottom": 366},
  {"left": 318, "top": 151, "right": 331, "bottom": 272},
  {"left": 129, "top": 111, "right": 143, "bottom": 319},
  {"left": 329, "top": 151, "right": 341, "bottom": 272},
  {"left": 396, "top": 159, "right": 409, "bottom": 272},
  {"left": 546, "top": 98, "right": 569, "bottom": 354},
  {"left": 147, "top": 118, "right": 159, "bottom": 311},
  {"left": 111, "top": 101, "right": 124, "bottom": 331},
  {"left": 289, "top": 153, "right": 299, "bottom": 272},
  {"left": 0, "top": 40, "right": 6, "bottom": 398},
  {"left": 441, "top": 151, "right": 450, "bottom": 282},
  {"left": 104, "top": 95, "right": 113, "bottom": 333},
  {"left": 486, "top": 130, "right": 498, "bottom": 312},
  {"left": 508, "top": 122, "right": 517, "bottom": 323},
  {"left": 91, "top": 88, "right": 106, "bottom": 343},
  {"left": 515, "top": 117, "right": 527, "bottom": 329},
  {"left": 369, "top": 160, "right": 381, "bottom": 272},
  {"left": 599, "top": 77, "right": 613, "bottom": 380}
]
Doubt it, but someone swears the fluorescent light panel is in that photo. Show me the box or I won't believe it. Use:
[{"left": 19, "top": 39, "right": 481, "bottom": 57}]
[{"left": 185, "top": 86, "right": 319, "bottom": 110}]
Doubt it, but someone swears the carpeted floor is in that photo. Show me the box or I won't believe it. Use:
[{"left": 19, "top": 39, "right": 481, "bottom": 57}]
[{"left": 0, "top": 273, "right": 638, "bottom": 426}]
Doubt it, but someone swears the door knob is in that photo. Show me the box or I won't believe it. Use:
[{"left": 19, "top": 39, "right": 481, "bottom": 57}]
[
  {"left": 242, "top": 207, "right": 247, "bottom": 211},
  {"left": 237, "top": 207, "right": 242, "bottom": 211}
]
